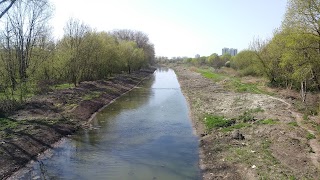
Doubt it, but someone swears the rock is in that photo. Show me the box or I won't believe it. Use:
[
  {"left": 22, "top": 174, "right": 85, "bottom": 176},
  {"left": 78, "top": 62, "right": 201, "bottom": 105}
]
[{"left": 231, "top": 130, "right": 245, "bottom": 140}]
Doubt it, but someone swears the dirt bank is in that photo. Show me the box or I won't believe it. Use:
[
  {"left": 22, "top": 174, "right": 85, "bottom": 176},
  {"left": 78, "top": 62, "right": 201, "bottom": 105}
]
[
  {"left": 172, "top": 64, "right": 320, "bottom": 180},
  {"left": 0, "top": 68, "right": 156, "bottom": 179}
]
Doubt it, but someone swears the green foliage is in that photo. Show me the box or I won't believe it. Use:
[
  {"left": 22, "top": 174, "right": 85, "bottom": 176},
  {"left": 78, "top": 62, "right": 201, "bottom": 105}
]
[
  {"left": 52, "top": 83, "right": 74, "bottom": 90},
  {"left": 0, "top": 118, "right": 19, "bottom": 131},
  {"left": 197, "top": 69, "right": 224, "bottom": 82},
  {"left": 238, "top": 111, "right": 256, "bottom": 122},
  {"left": 231, "top": 50, "right": 262, "bottom": 76},
  {"left": 221, "top": 123, "right": 252, "bottom": 132},
  {"left": 238, "top": 108, "right": 264, "bottom": 123},
  {"left": 204, "top": 115, "right": 235, "bottom": 130},
  {"left": 258, "top": 119, "right": 278, "bottom": 125},
  {"left": 288, "top": 121, "right": 298, "bottom": 127},
  {"left": 0, "top": 14, "right": 154, "bottom": 108},
  {"left": 306, "top": 133, "right": 316, "bottom": 140}
]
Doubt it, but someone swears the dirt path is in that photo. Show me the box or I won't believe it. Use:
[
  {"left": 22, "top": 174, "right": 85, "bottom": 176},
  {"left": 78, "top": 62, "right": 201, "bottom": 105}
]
[
  {"left": 171, "top": 64, "right": 320, "bottom": 179},
  {"left": 268, "top": 96, "right": 320, "bottom": 169}
]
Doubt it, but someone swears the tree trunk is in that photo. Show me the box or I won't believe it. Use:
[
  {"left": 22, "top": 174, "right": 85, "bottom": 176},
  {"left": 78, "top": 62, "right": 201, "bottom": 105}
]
[{"left": 300, "top": 80, "right": 307, "bottom": 103}]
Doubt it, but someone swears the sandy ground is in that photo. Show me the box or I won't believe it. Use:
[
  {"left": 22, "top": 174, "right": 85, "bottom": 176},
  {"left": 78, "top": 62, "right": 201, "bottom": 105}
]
[
  {"left": 0, "top": 68, "right": 155, "bottom": 179},
  {"left": 172, "top": 64, "right": 320, "bottom": 180}
]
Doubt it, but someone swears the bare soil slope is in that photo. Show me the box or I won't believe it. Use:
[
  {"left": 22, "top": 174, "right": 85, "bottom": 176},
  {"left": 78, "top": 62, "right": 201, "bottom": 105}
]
[{"left": 173, "top": 64, "right": 320, "bottom": 180}]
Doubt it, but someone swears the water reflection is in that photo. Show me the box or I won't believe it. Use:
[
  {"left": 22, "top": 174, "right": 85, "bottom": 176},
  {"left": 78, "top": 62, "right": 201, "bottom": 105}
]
[{"left": 14, "top": 69, "right": 200, "bottom": 180}]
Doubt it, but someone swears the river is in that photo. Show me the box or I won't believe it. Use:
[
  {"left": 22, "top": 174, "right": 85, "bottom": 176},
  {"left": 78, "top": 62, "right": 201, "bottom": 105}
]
[{"left": 13, "top": 68, "right": 201, "bottom": 180}]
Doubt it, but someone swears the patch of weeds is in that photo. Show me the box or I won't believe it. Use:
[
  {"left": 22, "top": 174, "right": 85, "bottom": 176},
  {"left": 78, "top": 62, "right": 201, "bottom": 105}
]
[
  {"left": 222, "top": 123, "right": 252, "bottom": 132},
  {"left": 52, "top": 83, "right": 74, "bottom": 90},
  {"left": 0, "top": 118, "right": 20, "bottom": 131},
  {"left": 258, "top": 119, "right": 278, "bottom": 125},
  {"left": 306, "top": 133, "right": 316, "bottom": 140},
  {"left": 83, "top": 91, "right": 101, "bottom": 100},
  {"left": 261, "top": 139, "right": 279, "bottom": 165},
  {"left": 288, "top": 121, "right": 298, "bottom": 127},
  {"left": 197, "top": 69, "right": 225, "bottom": 82},
  {"left": 238, "top": 108, "right": 264, "bottom": 123},
  {"left": 303, "top": 114, "right": 309, "bottom": 121},
  {"left": 248, "top": 107, "right": 264, "bottom": 113},
  {"left": 239, "top": 111, "right": 256, "bottom": 122},
  {"left": 204, "top": 115, "right": 235, "bottom": 130}
]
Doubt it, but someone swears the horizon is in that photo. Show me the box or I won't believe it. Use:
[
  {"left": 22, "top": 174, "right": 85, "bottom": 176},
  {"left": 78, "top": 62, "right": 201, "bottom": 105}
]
[{"left": 50, "top": 0, "right": 287, "bottom": 58}]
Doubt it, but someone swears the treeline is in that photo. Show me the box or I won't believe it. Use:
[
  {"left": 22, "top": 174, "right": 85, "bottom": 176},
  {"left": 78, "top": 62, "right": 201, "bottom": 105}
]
[
  {"left": 156, "top": 53, "right": 232, "bottom": 68},
  {"left": 230, "top": 0, "right": 320, "bottom": 102},
  {"left": 0, "top": 0, "right": 155, "bottom": 107}
]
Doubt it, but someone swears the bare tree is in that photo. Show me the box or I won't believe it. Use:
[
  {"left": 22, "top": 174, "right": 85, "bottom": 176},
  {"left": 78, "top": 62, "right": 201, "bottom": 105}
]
[{"left": 0, "top": 0, "right": 16, "bottom": 19}]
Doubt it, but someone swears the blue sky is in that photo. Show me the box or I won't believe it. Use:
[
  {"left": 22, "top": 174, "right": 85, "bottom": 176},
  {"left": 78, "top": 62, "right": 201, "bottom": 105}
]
[{"left": 50, "top": 0, "right": 287, "bottom": 58}]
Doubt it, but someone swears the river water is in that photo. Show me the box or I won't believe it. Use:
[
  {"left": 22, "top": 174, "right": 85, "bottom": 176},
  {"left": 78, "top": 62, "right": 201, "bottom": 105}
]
[{"left": 15, "top": 68, "right": 200, "bottom": 180}]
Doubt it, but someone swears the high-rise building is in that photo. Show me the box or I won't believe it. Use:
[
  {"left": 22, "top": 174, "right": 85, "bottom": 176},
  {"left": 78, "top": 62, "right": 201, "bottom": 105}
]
[{"left": 222, "top": 48, "right": 238, "bottom": 56}]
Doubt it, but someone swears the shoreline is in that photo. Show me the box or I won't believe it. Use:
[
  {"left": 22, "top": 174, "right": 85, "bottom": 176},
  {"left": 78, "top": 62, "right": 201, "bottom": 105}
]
[
  {"left": 171, "top": 64, "right": 320, "bottom": 179},
  {"left": 0, "top": 67, "right": 156, "bottom": 179}
]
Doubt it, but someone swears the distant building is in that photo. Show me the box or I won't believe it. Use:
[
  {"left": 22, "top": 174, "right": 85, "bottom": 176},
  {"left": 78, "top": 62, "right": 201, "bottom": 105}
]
[
  {"left": 195, "top": 54, "right": 200, "bottom": 58},
  {"left": 222, "top": 48, "right": 238, "bottom": 56}
]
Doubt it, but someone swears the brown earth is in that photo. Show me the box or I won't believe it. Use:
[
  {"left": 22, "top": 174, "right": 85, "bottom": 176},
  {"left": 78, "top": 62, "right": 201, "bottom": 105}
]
[
  {"left": 171, "top": 64, "right": 320, "bottom": 180},
  {"left": 0, "top": 68, "right": 156, "bottom": 179}
]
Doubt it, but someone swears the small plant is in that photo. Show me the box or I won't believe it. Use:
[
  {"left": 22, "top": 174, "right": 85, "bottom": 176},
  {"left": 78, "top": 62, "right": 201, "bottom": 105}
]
[
  {"left": 288, "top": 121, "right": 298, "bottom": 127},
  {"left": 204, "top": 115, "right": 235, "bottom": 130},
  {"left": 239, "top": 111, "right": 255, "bottom": 122},
  {"left": 303, "top": 114, "right": 309, "bottom": 121},
  {"left": 222, "top": 123, "right": 252, "bottom": 132},
  {"left": 258, "top": 119, "right": 278, "bottom": 125},
  {"left": 306, "top": 133, "right": 316, "bottom": 140}
]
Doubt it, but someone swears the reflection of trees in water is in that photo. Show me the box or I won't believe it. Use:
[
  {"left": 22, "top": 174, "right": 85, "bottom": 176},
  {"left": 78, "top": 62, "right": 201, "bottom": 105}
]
[
  {"left": 157, "top": 67, "right": 169, "bottom": 72},
  {"left": 74, "top": 74, "right": 155, "bottom": 146}
]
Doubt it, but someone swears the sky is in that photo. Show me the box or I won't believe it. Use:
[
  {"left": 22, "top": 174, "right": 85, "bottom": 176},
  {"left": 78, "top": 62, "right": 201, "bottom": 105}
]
[{"left": 50, "top": 0, "right": 287, "bottom": 58}]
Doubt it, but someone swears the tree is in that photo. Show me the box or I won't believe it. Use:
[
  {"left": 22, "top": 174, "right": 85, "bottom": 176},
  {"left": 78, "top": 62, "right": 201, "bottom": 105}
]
[
  {"left": 0, "top": 0, "right": 52, "bottom": 100},
  {"left": 60, "top": 18, "right": 90, "bottom": 86},
  {"left": 111, "top": 29, "right": 155, "bottom": 65},
  {"left": 0, "top": 0, "right": 16, "bottom": 19},
  {"left": 283, "top": 0, "right": 320, "bottom": 90}
]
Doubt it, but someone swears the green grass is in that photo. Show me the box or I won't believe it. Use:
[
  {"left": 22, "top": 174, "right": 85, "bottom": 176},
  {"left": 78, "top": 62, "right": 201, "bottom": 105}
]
[
  {"left": 196, "top": 67, "right": 273, "bottom": 95},
  {"left": 83, "top": 91, "right": 101, "bottom": 100},
  {"left": 0, "top": 118, "right": 20, "bottom": 131},
  {"left": 204, "top": 115, "right": 235, "bottom": 130},
  {"left": 228, "top": 78, "right": 274, "bottom": 95},
  {"left": 288, "top": 121, "right": 298, "bottom": 127},
  {"left": 221, "top": 123, "right": 252, "bottom": 132},
  {"left": 52, "top": 83, "right": 74, "bottom": 90},
  {"left": 197, "top": 69, "right": 225, "bottom": 82},
  {"left": 307, "top": 133, "right": 316, "bottom": 140},
  {"left": 258, "top": 118, "right": 278, "bottom": 125}
]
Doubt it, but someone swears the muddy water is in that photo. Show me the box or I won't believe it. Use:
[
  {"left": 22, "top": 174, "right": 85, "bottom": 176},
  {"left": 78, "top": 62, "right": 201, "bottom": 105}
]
[{"left": 15, "top": 68, "right": 200, "bottom": 180}]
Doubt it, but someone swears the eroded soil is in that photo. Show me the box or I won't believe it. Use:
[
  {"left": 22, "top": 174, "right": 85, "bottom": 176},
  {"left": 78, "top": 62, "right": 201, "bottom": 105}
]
[
  {"left": 0, "top": 68, "right": 155, "bottom": 179},
  {"left": 172, "top": 64, "right": 320, "bottom": 180}
]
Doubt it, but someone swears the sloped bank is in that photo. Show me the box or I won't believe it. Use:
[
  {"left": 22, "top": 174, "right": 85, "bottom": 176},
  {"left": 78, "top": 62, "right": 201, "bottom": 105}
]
[
  {"left": 171, "top": 64, "right": 320, "bottom": 180},
  {"left": 0, "top": 68, "right": 156, "bottom": 179}
]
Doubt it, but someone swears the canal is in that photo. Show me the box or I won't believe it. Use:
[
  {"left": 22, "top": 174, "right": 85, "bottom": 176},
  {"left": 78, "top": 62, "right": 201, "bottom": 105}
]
[{"left": 15, "top": 68, "right": 200, "bottom": 180}]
